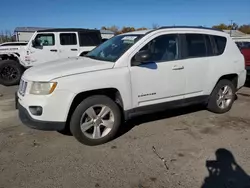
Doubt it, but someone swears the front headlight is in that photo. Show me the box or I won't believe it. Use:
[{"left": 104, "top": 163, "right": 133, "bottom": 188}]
[{"left": 30, "top": 82, "right": 57, "bottom": 95}]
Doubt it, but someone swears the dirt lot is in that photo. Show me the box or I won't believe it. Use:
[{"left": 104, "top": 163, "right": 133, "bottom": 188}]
[{"left": 1, "top": 85, "right": 250, "bottom": 188}]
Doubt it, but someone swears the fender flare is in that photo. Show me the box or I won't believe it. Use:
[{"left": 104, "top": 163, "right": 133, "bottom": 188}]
[{"left": 0, "top": 53, "right": 25, "bottom": 66}]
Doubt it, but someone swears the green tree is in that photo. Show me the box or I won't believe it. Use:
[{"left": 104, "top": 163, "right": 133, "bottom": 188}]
[
  {"left": 136, "top": 27, "right": 148, "bottom": 31},
  {"left": 120, "top": 26, "right": 136, "bottom": 33},
  {"left": 212, "top": 23, "right": 230, "bottom": 30},
  {"left": 0, "top": 30, "right": 13, "bottom": 43}
]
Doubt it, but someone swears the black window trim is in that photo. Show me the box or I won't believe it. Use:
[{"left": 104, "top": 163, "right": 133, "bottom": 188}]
[
  {"left": 209, "top": 35, "right": 218, "bottom": 55},
  {"left": 204, "top": 34, "right": 214, "bottom": 57},
  {"left": 59, "top": 32, "right": 78, "bottom": 46},
  {"left": 131, "top": 33, "right": 182, "bottom": 66},
  {"left": 35, "top": 33, "right": 55, "bottom": 46}
]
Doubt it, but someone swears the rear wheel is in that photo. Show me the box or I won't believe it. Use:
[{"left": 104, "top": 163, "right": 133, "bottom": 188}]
[
  {"left": 70, "top": 95, "right": 122, "bottom": 146},
  {"left": 207, "top": 79, "right": 236, "bottom": 113},
  {"left": 0, "top": 60, "right": 24, "bottom": 86}
]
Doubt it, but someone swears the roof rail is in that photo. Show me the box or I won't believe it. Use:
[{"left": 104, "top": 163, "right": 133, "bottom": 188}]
[
  {"left": 36, "top": 28, "right": 100, "bottom": 33},
  {"left": 158, "top": 26, "right": 224, "bottom": 32}
]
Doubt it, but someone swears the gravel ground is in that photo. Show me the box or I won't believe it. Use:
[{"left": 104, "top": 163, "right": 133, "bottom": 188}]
[{"left": 1, "top": 85, "right": 250, "bottom": 188}]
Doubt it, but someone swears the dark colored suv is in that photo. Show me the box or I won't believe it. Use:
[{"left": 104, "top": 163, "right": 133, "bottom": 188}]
[{"left": 236, "top": 41, "right": 250, "bottom": 76}]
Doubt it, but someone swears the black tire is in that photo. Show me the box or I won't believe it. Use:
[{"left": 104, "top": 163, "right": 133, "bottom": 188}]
[
  {"left": 207, "top": 79, "right": 236, "bottom": 114},
  {"left": 0, "top": 60, "right": 24, "bottom": 86},
  {"left": 70, "top": 95, "right": 122, "bottom": 146}
]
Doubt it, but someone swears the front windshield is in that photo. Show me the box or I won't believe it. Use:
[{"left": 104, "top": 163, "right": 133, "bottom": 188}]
[{"left": 85, "top": 34, "right": 143, "bottom": 62}]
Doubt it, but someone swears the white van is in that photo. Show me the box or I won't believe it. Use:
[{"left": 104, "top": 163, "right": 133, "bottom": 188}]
[{"left": 17, "top": 26, "right": 246, "bottom": 146}]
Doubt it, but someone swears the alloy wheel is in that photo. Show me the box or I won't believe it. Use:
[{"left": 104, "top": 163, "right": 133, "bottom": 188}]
[
  {"left": 216, "top": 85, "right": 233, "bottom": 109},
  {"left": 80, "top": 105, "right": 115, "bottom": 139}
]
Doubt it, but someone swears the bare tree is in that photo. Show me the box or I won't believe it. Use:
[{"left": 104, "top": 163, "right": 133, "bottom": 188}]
[
  {"left": 152, "top": 23, "right": 160, "bottom": 29},
  {"left": 0, "top": 30, "right": 14, "bottom": 43}
]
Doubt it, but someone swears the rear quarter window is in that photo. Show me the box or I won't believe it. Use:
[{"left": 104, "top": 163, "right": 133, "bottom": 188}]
[
  {"left": 185, "top": 34, "right": 207, "bottom": 58},
  {"left": 79, "top": 32, "right": 102, "bottom": 46},
  {"left": 213, "top": 36, "right": 227, "bottom": 55}
]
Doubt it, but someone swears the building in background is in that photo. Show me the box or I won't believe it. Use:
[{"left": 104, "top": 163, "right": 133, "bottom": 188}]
[
  {"left": 14, "top": 27, "right": 114, "bottom": 42},
  {"left": 14, "top": 27, "right": 51, "bottom": 42},
  {"left": 223, "top": 30, "right": 250, "bottom": 42}
]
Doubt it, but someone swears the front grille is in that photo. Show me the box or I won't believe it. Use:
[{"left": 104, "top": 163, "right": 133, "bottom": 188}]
[{"left": 19, "top": 79, "right": 27, "bottom": 96}]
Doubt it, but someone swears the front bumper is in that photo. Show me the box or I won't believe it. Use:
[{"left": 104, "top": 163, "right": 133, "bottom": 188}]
[{"left": 16, "top": 95, "right": 66, "bottom": 131}]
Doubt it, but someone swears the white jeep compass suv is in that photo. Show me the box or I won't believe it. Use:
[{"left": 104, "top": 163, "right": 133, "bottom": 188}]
[{"left": 16, "top": 26, "right": 246, "bottom": 146}]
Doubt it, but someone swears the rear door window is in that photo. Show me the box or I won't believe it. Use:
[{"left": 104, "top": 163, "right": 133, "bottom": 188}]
[
  {"left": 60, "top": 33, "right": 77, "bottom": 45},
  {"left": 185, "top": 34, "right": 207, "bottom": 58}
]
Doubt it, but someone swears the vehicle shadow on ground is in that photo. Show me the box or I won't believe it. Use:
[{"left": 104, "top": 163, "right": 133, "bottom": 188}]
[
  {"left": 244, "top": 79, "right": 250, "bottom": 88},
  {"left": 58, "top": 104, "right": 206, "bottom": 137},
  {"left": 118, "top": 93, "right": 240, "bottom": 139},
  {"left": 201, "top": 148, "right": 250, "bottom": 188},
  {"left": 59, "top": 95, "right": 239, "bottom": 139},
  {"left": 116, "top": 104, "right": 205, "bottom": 139}
]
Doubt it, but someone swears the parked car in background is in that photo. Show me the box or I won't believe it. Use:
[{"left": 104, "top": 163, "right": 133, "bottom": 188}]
[
  {"left": 0, "top": 28, "right": 105, "bottom": 86},
  {"left": 235, "top": 41, "right": 250, "bottom": 77},
  {"left": 17, "top": 26, "right": 246, "bottom": 146}
]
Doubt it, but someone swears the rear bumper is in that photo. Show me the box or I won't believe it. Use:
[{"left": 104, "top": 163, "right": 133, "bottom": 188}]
[{"left": 17, "top": 100, "right": 66, "bottom": 131}]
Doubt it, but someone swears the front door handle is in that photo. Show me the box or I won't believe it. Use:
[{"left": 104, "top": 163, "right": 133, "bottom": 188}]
[
  {"left": 71, "top": 49, "right": 78, "bottom": 51},
  {"left": 172, "top": 65, "right": 184, "bottom": 70},
  {"left": 50, "top": 49, "right": 57, "bottom": 52}
]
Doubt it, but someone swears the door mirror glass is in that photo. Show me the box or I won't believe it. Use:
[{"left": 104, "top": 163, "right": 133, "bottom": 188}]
[
  {"left": 32, "top": 38, "right": 42, "bottom": 48},
  {"left": 133, "top": 50, "right": 152, "bottom": 65}
]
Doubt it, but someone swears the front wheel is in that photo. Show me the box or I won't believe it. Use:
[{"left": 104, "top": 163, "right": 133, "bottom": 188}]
[
  {"left": 0, "top": 60, "right": 24, "bottom": 86},
  {"left": 207, "top": 79, "right": 236, "bottom": 113},
  {"left": 70, "top": 95, "right": 122, "bottom": 146}
]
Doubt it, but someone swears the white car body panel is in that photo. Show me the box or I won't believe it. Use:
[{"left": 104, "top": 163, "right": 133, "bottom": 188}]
[
  {"left": 0, "top": 42, "right": 27, "bottom": 55},
  {"left": 23, "top": 57, "right": 114, "bottom": 81}
]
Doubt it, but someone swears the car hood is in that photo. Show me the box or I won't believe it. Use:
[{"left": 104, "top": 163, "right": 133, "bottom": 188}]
[{"left": 23, "top": 57, "right": 114, "bottom": 81}]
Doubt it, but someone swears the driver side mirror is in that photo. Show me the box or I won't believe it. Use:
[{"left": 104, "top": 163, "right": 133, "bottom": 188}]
[
  {"left": 32, "top": 38, "right": 42, "bottom": 48},
  {"left": 132, "top": 50, "right": 152, "bottom": 66}
]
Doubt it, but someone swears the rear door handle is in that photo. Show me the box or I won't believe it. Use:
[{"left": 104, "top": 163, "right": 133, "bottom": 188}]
[
  {"left": 71, "top": 49, "right": 78, "bottom": 51},
  {"left": 50, "top": 49, "right": 57, "bottom": 52},
  {"left": 172, "top": 65, "right": 184, "bottom": 70}
]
